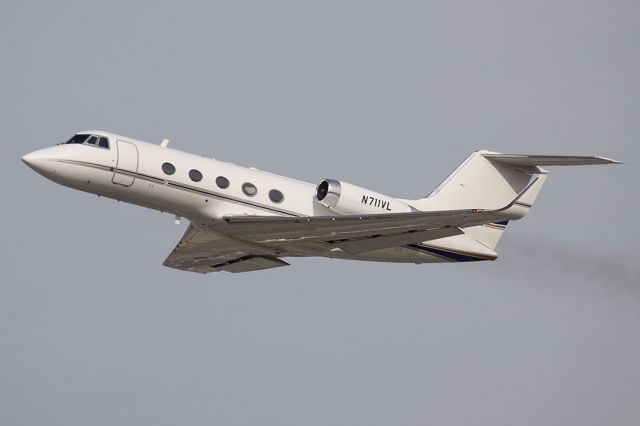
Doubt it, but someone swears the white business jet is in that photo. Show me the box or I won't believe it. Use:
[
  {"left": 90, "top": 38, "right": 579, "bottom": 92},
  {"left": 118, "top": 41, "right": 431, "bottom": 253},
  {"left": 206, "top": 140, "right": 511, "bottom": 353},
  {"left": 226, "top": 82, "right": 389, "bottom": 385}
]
[{"left": 23, "top": 131, "right": 619, "bottom": 273}]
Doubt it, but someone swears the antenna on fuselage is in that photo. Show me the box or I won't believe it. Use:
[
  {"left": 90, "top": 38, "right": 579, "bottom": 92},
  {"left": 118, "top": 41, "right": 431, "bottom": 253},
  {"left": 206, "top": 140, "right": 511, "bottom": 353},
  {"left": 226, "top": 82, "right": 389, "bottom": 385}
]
[{"left": 160, "top": 139, "right": 170, "bottom": 147}]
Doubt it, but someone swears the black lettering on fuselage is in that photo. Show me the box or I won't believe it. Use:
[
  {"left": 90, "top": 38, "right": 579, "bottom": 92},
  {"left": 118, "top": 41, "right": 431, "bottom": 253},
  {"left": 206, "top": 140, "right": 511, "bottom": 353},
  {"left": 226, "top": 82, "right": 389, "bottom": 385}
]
[{"left": 361, "top": 194, "right": 393, "bottom": 211}]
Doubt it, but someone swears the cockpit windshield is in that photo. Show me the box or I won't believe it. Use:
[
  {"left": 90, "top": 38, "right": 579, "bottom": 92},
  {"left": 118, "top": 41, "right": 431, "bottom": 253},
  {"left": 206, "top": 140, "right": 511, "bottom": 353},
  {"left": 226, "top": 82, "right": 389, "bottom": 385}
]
[
  {"left": 64, "top": 134, "right": 110, "bottom": 149},
  {"left": 65, "top": 134, "right": 90, "bottom": 144}
]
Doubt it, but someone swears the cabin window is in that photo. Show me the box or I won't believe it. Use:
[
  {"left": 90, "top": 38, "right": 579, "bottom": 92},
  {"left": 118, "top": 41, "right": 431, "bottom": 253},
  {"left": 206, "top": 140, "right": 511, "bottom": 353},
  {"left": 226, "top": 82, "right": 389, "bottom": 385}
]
[
  {"left": 216, "top": 176, "right": 230, "bottom": 189},
  {"left": 269, "top": 189, "right": 284, "bottom": 203},
  {"left": 162, "top": 162, "right": 176, "bottom": 175},
  {"left": 242, "top": 182, "right": 257, "bottom": 197},
  {"left": 189, "top": 169, "right": 203, "bottom": 182},
  {"left": 98, "top": 137, "right": 109, "bottom": 149}
]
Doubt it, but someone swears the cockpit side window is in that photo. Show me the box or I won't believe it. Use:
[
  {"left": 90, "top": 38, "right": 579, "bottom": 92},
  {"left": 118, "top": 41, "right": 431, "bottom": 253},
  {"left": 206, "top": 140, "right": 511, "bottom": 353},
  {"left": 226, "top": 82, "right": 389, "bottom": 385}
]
[
  {"left": 86, "top": 136, "right": 98, "bottom": 145},
  {"left": 98, "top": 137, "right": 109, "bottom": 149}
]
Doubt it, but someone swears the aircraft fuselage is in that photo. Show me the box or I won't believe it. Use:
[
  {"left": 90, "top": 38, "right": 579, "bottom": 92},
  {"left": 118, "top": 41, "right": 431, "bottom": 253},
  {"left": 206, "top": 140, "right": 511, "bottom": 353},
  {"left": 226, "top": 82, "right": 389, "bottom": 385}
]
[{"left": 23, "top": 130, "right": 617, "bottom": 273}]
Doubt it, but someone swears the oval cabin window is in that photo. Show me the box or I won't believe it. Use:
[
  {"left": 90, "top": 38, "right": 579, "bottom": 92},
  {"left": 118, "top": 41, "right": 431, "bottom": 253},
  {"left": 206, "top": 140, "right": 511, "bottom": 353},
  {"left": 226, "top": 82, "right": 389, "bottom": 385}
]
[
  {"left": 216, "top": 176, "right": 230, "bottom": 189},
  {"left": 162, "top": 162, "right": 176, "bottom": 175},
  {"left": 268, "top": 189, "right": 284, "bottom": 203},
  {"left": 242, "top": 182, "right": 257, "bottom": 197},
  {"left": 189, "top": 169, "right": 203, "bottom": 182}
]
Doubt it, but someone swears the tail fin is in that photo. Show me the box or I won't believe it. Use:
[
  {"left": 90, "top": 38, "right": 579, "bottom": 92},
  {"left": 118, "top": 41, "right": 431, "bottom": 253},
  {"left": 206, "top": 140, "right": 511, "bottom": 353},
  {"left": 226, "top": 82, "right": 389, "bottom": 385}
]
[{"left": 408, "top": 150, "right": 619, "bottom": 250}]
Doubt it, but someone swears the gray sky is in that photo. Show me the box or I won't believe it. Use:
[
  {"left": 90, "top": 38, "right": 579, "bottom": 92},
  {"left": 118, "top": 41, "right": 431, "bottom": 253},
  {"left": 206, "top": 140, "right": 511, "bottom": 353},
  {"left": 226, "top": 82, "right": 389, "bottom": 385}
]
[{"left": 2, "top": 1, "right": 639, "bottom": 425}]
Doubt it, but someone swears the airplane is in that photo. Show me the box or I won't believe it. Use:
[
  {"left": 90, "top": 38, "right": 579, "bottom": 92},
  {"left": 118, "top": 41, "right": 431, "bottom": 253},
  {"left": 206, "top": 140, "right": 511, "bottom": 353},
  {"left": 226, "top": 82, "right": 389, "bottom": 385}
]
[{"left": 22, "top": 130, "right": 620, "bottom": 273}]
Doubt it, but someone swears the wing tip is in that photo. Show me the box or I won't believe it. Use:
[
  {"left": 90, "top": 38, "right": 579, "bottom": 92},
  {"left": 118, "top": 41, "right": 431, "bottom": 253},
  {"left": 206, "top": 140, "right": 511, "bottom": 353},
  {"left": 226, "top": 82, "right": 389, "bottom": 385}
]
[{"left": 594, "top": 156, "right": 623, "bottom": 164}]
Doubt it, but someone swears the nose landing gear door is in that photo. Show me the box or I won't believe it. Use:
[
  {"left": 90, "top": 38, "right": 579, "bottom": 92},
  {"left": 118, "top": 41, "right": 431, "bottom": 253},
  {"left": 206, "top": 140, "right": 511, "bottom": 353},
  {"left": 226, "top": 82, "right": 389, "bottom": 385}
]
[{"left": 112, "top": 140, "right": 139, "bottom": 187}]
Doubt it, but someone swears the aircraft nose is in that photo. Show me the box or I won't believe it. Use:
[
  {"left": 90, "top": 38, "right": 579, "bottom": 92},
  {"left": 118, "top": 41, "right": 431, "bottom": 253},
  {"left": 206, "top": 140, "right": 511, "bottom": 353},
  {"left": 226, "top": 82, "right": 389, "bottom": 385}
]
[
  {"left": 22, "top": 150, "right": 47, "bottom": 171},
  {"left": 22, "top": 152, "right": 37, "bottom": 166},
  {"left": 22, "top": 147, "right": 60, "bottom": 177}
]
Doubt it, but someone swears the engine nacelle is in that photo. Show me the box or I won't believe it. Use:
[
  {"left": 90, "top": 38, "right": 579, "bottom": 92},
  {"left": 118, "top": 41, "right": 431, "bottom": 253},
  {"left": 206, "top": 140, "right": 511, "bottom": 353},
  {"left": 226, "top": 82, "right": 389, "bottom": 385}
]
[{"left": 315, "top": 179, "right": 412, "bottom": 215}]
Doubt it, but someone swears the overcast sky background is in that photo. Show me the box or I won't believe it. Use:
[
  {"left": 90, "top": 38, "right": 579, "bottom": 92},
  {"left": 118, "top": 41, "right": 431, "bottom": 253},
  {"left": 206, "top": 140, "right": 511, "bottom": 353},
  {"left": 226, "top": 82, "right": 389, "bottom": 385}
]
[{"left": 1, "top": 1, "right": 639, "bottom": 425}]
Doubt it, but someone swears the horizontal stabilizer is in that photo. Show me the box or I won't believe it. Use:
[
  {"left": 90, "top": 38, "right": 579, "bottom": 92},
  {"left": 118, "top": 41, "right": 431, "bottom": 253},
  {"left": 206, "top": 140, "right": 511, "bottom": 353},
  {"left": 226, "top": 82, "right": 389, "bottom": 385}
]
[{"left": 482, "top": 153, "right": 621, "bottom": 167}]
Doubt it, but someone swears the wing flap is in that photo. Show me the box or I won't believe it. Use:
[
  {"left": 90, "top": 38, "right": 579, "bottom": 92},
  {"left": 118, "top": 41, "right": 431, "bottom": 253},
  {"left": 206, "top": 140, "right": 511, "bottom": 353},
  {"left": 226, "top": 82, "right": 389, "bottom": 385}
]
[
  {"left": 215, "top": 256, "right": 289, "bottom": 273},
  {"left": 163, "top": 224, "right": 287, "bottom": 274},
  {"left": 331, "top": 227, "right": 464, "bottom": 254}
]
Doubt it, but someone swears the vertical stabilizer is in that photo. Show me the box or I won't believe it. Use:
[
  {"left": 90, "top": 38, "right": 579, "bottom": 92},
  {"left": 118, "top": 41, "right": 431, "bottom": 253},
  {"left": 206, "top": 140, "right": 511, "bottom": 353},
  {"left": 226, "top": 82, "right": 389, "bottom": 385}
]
[
  {"left": 410, "top": 150, "right": 545, "bottom": 212},
  {"left": 406, "top": 151, "right": 617, "bottom": 250}
]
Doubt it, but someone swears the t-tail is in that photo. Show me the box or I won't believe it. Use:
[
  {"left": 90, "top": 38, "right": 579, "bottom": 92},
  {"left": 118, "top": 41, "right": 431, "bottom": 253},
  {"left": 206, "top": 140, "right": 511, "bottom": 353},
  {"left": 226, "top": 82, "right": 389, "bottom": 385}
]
[{"left": 406, "top": 150, "right": 620, "bottom": 255}]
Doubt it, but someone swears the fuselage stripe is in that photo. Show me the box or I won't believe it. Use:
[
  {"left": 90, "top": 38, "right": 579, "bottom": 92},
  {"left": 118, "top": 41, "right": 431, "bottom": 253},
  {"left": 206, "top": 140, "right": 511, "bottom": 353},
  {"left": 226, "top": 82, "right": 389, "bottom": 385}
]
[
  {"left": 59, "top": 159, "right": 303, "bottom": 217},
  {"left": 515, "top": 201, "right": 533, "bottom": 208}
]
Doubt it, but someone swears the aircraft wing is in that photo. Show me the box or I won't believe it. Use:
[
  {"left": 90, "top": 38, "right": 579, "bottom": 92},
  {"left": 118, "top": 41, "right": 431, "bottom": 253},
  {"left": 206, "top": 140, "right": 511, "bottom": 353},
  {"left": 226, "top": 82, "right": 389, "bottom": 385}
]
[
  {"left": 222, "top": 207, "right": 510, "bottom": 252},
  {"left": 164, "top": 179, "right": 537, "bottom": 272},
  {"left": 222, "top": 173, "right": 539, "bottom": 252},
  {"left": 164, "top": 208, "right": 508, "bottom": 273},
  {"left": 163, "top": 224, "right": 289, "bottom": 273}
]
